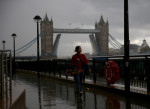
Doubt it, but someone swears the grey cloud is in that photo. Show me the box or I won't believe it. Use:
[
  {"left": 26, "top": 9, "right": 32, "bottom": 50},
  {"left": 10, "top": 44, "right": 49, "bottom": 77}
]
[{"left": 0, "top": 0, "right": 150, "bottom": 57}]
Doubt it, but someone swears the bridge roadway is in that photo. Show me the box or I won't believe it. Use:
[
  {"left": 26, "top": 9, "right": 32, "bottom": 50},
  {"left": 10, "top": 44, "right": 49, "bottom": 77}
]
[
  {"left": 53, "top": 28, "right": 100, "bottom": 34},
  {"left": 15, "top": 71, "right": 150, "bottom": 109}
]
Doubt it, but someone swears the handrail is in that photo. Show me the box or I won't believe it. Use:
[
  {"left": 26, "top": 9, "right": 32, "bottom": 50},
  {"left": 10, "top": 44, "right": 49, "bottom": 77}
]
[{"left": 0, "top": 50, "right": 12, "bottom": 98}]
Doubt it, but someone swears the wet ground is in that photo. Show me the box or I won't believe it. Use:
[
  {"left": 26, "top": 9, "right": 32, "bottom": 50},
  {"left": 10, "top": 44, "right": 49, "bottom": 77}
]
[{"left": 15, "top": 71, "right": 150, "bottom": 109}]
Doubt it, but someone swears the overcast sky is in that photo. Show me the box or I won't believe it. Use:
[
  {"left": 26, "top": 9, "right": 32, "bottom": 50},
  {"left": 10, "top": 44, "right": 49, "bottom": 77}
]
[{"left": 0, "top": 0, "right": 150, "bottom": 57}]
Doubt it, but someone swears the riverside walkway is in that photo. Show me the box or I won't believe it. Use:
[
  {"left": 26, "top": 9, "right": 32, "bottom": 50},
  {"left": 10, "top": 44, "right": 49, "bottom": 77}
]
[{"left": 15, "top": 71, "right": 150, "bottom": 109}]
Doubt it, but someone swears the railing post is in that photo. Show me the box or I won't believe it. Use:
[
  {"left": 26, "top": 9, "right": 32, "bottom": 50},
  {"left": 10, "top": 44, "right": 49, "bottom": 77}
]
[
  {"left": 53, "top": 60, "right": 56, "bottom": 76},
  {"left": 145, "top": 56, "right": 150, "bottom": 92},
  {"left": 49, "top": 60, "right": 52, "bottom": 76},
  {"left": 9, "top": 53, "right": 12, "bottom": 90},
  {"left": 93, "top": 58, "right": 96, "bottom": 83},
  {"left": 65, "top": 59, "right": 68, "bottom": 79},
  {"left": 124, "top": 56, "right": 130, "bottom": 93},
  {"left": 5, "top": 54, "right": 8, "bottom": 95},
  {"left": 1, "top": 53, "right": 4, "bottom": 98},
  {"left": 0, "top": 54, "right": 2, "bottom": 98},
  {"left": 58, "top": 60, "right": 61, "bottom": 77}
]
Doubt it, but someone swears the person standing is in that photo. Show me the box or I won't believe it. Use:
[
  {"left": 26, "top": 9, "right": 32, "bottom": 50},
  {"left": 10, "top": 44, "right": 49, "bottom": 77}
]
[{"left": 71, "top": 45, "right": 91, "bottom": 97}]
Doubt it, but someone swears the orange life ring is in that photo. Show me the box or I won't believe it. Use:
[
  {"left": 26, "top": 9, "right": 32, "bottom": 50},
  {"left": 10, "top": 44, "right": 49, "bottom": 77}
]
[{"left": 104, "top": 61, "right": 119, "bottom": 84}]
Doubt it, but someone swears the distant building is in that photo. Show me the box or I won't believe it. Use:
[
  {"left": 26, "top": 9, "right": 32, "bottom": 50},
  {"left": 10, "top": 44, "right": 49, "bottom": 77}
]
[
  {"left": 109, "top": 48, "right": 121, "bottom": 55},
  {"left": 130, "top": 44, "right": 140, "bottom": 54},
  {"left": 119, "top": 39, "right": 150, "bottom": 55},
  {"left": 140, "top": 39, "right": 150, "bottom": 53}
]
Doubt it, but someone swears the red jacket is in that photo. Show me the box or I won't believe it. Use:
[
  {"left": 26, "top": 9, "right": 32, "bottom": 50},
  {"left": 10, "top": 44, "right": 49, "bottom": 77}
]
[{"left": 71, "top": 54, "right": 88, "bottom": 67}]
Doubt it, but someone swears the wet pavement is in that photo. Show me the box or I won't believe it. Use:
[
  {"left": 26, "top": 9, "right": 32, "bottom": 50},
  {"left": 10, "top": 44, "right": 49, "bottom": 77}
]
[{"left": 15, "top": 71, "right": 150, "bottom": 109}]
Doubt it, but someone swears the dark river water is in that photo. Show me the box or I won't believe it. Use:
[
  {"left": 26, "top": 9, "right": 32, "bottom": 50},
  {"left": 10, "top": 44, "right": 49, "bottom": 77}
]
[{"left": 15, "top": 72, "right": 150, "bottom": 109}]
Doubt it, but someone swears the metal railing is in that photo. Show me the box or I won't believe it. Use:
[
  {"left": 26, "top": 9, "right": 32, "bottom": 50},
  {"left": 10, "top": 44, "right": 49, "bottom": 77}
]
[
  {"left": 92, "top": 55, "right": 150, "bottom": 91},
  {"left": 16, "top": 55, "right": 150, "bottom": 92},
  {"left": 0, "top": 50, "right": 12, "bottom": 98}
]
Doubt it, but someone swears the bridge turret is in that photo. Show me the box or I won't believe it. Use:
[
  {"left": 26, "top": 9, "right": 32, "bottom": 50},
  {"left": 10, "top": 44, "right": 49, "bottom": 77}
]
[
  {"left": 41, "top": 14, "right": 53, "bottom": 58},
  {"left": 95, "top": 15, "right": 109, "bottom": 55},
  {"left": 106, "top": 19, "right": 108, "bottom": 24},
  {"left": 50, "top": 16, "right": 53, "bottom": 23},
  {"left": 44, "top": 13, "right": 49, "bottom": 22},
  {"left": 99, "top": 15, "right": 105, "bottom": 25},
  {"left": 95, "top": 21, "right": 98, "bottom": 28}
]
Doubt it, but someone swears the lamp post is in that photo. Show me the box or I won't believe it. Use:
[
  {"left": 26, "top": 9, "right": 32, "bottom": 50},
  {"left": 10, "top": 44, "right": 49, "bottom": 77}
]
[
  {"left": 11, "top": 33, "right": 17, "bottom": 78},
  {"left": 11, "top": 33, "right": 17, "bottom": 62},
  {"left": 33, "top": 15, "right": 41, "bottom": 77},
  {"left": 124, "top": 0, "right": 130, "bottom": 94},
  {"left": 2, "top": 40, "right": 6, "bottom": 50}
]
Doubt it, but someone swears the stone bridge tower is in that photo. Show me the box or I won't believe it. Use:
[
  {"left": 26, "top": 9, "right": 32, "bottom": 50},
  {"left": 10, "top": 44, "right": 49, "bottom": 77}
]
[
  {"left": 95, "top": 15, "right": 109, "bottom": 55},
  {"left": 40, "top": 14, "right": 53, "bottom": 58}
]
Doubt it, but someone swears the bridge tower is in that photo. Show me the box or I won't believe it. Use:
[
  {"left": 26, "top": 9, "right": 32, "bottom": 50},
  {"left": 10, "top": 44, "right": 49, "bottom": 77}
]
[
  {"left": 40, "top": 14, "right": 53, "bottom": 58},
  {"left": 95, "top": 15, "right": 109, "bottom": 55}
]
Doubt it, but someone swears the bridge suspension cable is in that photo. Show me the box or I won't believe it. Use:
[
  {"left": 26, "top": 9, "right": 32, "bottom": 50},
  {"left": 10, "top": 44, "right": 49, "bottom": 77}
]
[
  {"left": 109, "top": 39, "right": 120, "bottom": 49},
  {"left": 109, "top": 34, "right": 122, "bottom": 47},
  {"left": 109, "top": 39, "right": 121, "bottom": 49},
  {"left": 14, "top": 32, "right": 122, "bottom": 55},
  {"left": 109, "top": 34, "right": 122, "bottom": 49},
  {"left": 14, "top": 33, "right": 43, "bottom": 55},
  {"left": 16, "top": 39, "right": 37, "bottom": 55}
]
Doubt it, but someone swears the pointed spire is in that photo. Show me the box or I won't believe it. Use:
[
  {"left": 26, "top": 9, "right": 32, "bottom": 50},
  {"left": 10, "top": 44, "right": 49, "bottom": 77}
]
[
  {"left": 50, "top": 16, "right": 53, "bottom": 23},
  {"left": 100, "top": 14, "right": 102, "bottom": 21},
  {"left": 106, "top": 18, "right": 108, "bottom": 23},
  {"left": 106, "top": 19, "right": 109, "bottom": 25},
  {"left": 95, "top": 20, "right": 97, "bottom": 27},
  {"left": 100, "top": 15, "right": 105, "bottom": 24},
  {"left": 44, "top": 13, "right": 49, "bottom": 21}
]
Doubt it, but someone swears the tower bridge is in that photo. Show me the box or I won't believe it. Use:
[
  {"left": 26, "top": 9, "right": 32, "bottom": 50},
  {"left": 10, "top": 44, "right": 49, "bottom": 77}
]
[
  {"left": 41, "top": 14, "right": 109, "bottom": 58},
  {"left": 14, "top": 14, "right": 122, "bottom": 58}
]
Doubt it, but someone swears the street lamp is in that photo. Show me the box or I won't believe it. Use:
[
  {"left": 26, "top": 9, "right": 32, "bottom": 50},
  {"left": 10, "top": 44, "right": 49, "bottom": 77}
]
[
  {"left": 33, "top": 15, "right": 41, "bottom": 77},
  {"left": 124, "top": 0, "right": 130, "bottom": 94},
  {"left": 11, "top": 33, "right": 17, "bottom": 61},
  {"left": 11, "top": 33, "right": 17, "bottom": 78},
  {"left": 2, "top": 40, "right": 6, "bottom": 50}
]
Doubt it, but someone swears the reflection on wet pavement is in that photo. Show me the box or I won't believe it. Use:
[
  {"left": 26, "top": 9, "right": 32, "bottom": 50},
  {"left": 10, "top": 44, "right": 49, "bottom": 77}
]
[{"left": 15, "top": 72, "right": 150, "bottom": 109}]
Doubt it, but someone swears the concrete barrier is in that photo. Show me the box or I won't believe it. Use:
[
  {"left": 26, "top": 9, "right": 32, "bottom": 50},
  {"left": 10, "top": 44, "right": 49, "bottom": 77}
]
[{"left": 0, "top": 81, "right": 26, "bottom": 109}]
